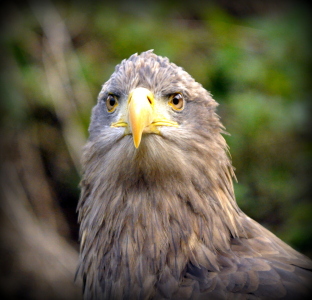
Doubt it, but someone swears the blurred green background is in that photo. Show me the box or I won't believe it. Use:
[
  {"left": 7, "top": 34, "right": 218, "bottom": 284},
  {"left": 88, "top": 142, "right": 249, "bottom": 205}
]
[{"left": 0, "top": 1, "right": 311, "bottom": 299}]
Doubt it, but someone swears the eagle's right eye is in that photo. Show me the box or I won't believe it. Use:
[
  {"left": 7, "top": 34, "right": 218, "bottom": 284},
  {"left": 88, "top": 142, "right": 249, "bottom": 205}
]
[{"left": 106, "top": 95, "right": 118, "bottom": 113}]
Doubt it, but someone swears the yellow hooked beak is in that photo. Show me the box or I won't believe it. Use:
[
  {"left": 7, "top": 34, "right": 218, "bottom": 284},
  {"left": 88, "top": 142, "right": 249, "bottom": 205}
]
[
  {"left": 111, "top": 87, "right": 178, "bottom": 148},
  {"left": 128, "top": 88, "right": 154, "bottom": 148}
]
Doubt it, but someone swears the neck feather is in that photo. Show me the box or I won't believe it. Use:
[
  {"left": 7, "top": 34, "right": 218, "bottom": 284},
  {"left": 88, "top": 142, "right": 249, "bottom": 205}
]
[{"left": 78, "top": 130, "right": 245, "bottom": 295}]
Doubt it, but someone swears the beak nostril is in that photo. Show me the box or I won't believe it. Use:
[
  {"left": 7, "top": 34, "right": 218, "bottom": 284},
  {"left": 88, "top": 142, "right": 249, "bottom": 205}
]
[{"left": 147, "top": 96, "right": 153, "bottom": 105}]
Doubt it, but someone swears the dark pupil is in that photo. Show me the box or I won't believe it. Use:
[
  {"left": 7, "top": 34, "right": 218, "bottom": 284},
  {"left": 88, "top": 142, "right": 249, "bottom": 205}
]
[
  {"left": 109, "top": 97, "right": 116, "bottom": 107},
  {"left": 172, "top": 96, "right": 180, "bottom": 105}
]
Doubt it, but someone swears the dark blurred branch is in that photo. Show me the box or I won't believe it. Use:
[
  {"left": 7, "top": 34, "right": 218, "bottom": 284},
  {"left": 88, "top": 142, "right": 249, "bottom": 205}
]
[
  {"left": 31, "top": 0, "right": 93, "bottom": 172},
  {"left": 0, "top": 133, "right": 82, "bottom": 299}
]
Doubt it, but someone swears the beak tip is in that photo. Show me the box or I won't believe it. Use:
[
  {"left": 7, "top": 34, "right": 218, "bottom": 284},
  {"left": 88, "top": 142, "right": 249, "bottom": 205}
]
[{"left": 133, "top": 138, "right": 141, "bottom": 149}]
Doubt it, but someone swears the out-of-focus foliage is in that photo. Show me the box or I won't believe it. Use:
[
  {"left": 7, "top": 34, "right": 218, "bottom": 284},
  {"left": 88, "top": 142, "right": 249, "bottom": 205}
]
[{"left": 0, "top": 0, "right": 311, "bottom": 298}]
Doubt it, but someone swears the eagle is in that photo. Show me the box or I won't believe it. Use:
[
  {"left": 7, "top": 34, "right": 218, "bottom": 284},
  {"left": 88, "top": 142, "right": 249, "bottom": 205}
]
[{"left": 77, "top": 50, "right": 312, "bottom": 299}]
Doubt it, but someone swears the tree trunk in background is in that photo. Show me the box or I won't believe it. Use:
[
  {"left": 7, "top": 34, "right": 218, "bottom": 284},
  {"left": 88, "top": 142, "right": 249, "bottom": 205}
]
[{"left": 0, "top": 131, "right": 82, "bottom": 300}]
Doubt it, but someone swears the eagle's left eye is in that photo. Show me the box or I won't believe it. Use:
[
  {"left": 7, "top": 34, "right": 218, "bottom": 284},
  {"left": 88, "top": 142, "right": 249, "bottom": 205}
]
[
  {"left": 106, "top": 94, "right": 118, "bottom": 113},
  {"left": 168, "top": 93, "right": 184, "bottom": 111}
]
